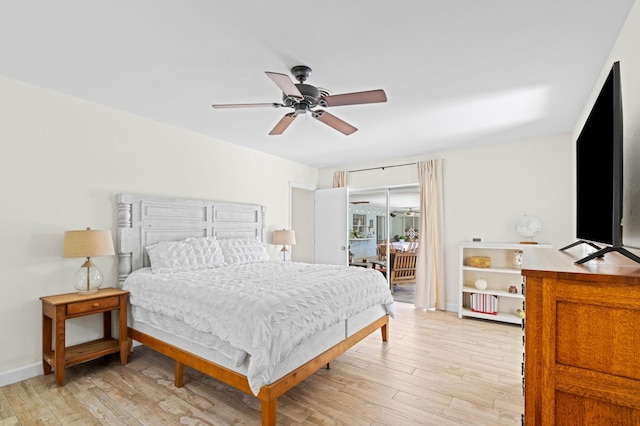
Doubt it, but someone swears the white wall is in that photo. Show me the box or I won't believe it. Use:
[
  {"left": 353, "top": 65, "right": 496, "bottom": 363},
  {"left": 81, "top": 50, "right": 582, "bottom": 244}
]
[
  {"left": 572, "top": 0, "right": 640, "bottom": 249},
  {"left": 290, "top": 187, "right": 314, "bottom": 263},
  {"left": 0, "top": 75, "right": 317, "bottom": 384},
  {"left": 319, "top": 134, "right": 573, "bottom": 311}
]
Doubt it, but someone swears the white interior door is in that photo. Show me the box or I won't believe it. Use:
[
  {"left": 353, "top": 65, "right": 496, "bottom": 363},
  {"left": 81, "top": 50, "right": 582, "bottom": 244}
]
[{"left": 314, "top": 187, "right": 348, "bottom": 265}]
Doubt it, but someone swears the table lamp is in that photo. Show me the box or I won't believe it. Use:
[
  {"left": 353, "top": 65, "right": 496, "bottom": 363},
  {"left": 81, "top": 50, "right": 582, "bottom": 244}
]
[
  {"left": 63, "top": 227, "right": 115, "bottom": 295},
  {"left": 273, "top": 229, "right": 296, "bottom": 262}
]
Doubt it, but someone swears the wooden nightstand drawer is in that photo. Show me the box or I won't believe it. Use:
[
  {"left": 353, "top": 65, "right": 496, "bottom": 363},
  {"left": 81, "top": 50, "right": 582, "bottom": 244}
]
[{"left": 67, "top": 296, "right": 120, "bottom": 315}]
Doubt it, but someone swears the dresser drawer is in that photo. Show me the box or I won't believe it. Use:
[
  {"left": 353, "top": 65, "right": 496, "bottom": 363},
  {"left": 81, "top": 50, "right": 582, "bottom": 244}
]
[{"left": 67, "top": 296, "right": 120, "bottom": 315}]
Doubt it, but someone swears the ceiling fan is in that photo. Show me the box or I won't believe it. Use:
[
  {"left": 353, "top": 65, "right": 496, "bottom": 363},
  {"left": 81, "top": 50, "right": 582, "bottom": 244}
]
[
  {"left": 392, "top": 208, "right": 420, "bottom": 216},
  {"left": 211, "top": 65, "right": 387, "bottom": 136}
]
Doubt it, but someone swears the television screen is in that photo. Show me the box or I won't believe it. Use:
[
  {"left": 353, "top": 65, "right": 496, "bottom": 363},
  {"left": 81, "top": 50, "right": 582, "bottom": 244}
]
[{"left": 576, "top": 62, "right": 622, "bottom": 246}]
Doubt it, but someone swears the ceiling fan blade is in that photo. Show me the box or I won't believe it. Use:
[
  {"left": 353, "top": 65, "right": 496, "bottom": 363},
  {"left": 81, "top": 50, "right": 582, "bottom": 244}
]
[
  {"left": 322, "top": 89, "right": 387, "bottom": 107},
  {"left": 265, "top": 72, "right": 303, "bottom": 99},
  {"left": 312, "top": 110, "right": 357, "bottom": 135},
  {"left": 212, "top": 102, "right": 281, "bottom": 109},
  {"left": 269, "top": 113, "right": 297, "bottom": 135}
]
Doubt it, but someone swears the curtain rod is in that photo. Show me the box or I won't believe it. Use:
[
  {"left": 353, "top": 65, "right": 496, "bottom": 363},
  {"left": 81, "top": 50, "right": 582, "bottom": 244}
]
[{"left": 348, "top": 162, "right": 417, "bottom": 173}]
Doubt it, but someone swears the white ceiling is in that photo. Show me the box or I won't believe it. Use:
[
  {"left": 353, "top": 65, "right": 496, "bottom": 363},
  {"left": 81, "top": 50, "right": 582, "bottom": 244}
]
[{"left": 0, "top": 1, "right": 634, "bottom": 168}]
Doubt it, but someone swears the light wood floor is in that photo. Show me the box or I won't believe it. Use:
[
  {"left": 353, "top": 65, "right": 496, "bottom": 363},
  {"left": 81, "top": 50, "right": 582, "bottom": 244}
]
[{"left": 0, "top": 303, "right": 523, "bottom": 425}]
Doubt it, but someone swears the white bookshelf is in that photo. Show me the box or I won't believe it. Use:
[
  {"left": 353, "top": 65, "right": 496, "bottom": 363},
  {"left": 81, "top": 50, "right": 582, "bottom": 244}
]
[{"left": 458, "top": 242, "right": 551, "bottom": 324}]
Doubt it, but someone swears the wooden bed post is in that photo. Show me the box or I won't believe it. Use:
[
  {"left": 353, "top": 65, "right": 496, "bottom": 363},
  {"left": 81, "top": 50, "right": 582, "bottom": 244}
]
[
  {"left": 175, "top": 361, "right": 184, "bottom": 388},
  {"left": 261, "top": 398, "right": 277, "bottom": 426},
  {"left": 381, "top": 322, "right": 389, "bottom": 342}
]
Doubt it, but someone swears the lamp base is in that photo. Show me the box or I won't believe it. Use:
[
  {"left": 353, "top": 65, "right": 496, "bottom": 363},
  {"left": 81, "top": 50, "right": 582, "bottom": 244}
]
[
  {"left": 72, "top": 258, "right": 104, "bottom": 295},
  {"left": 279, "top": 246, "right": 291, "bottom": 262}
]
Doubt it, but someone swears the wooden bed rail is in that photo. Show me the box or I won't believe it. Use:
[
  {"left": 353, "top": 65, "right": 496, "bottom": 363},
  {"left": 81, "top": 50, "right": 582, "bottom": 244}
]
[{"left": 129, "top": 314, "right": 389, "bottom": 425}]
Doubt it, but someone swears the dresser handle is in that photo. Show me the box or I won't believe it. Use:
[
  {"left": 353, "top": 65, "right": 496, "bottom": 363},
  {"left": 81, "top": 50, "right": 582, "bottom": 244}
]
[{"left": 92, "top": 303, "right": 100, "bottom": 308}]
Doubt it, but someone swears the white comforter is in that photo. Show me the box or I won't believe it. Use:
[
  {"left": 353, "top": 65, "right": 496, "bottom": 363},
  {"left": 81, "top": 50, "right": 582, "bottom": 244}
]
[{"left": 123, "top": 261, "right": 395, "bottom": 395}]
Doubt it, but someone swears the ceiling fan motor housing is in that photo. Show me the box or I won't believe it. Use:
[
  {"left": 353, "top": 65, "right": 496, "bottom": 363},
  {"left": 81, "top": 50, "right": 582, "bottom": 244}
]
[{"left": 283, "top": 83, "right": 320, "bottom": 112}]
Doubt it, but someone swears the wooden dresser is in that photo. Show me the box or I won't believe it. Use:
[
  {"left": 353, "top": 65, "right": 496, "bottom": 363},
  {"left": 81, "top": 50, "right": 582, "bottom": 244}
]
[{"left": 521, "top": 247, "right": 640, "bottom": 425}]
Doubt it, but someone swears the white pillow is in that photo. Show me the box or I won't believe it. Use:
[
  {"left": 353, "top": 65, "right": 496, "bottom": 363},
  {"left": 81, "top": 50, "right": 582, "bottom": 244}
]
[
  {"left": 185, "top": 236, "right": 226, "bottom": 268},
  {"left": 146, "top": 236, "right": 225, "bottom": 274},
  {"left": 218, "top": 238, "right": 269, "bottom": 265},
  {"left": 146, "top": 240, "right": 192, "bottom": 274}
]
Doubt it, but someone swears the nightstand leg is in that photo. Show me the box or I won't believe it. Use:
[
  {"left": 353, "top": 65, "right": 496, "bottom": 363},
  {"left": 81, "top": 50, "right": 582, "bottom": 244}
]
[
  {"left": 54, "top": 305, "right": 66, "bottom": 386},
  {"left": 103, "top": 311, "right": 112, "bottom": 339},
  {"left": 42, "top": 314, "right": 52, "bottom": 375},
  {"left": 119, "top": 294, "right": 129, "bottom": 364}
]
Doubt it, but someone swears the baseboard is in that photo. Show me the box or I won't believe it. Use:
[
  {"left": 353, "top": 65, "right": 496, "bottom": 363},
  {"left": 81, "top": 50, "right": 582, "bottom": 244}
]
[
  {"left": 0, "top": 362, "right": 43, "bottom": 387},
  {"left": 445, "top": 302, "right": 457, "bottom": 313}
]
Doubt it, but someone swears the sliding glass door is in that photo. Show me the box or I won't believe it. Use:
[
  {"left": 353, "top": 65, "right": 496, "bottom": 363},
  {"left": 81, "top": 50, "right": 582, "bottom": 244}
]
[
  {"left": 348, "top": 186, "right": 419, "bottom": 293},
  {"left": 389, "top": 187, "right": 420, "bottom": 253}
]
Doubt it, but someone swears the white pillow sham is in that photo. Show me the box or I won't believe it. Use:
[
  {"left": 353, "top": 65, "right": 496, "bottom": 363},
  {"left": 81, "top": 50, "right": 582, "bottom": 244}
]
[
  {"left": 217, "top": 237, "right": 269, "bottom": 265},
  {"left": 146, "top": 236, "right": 226, "bottom": 274}
]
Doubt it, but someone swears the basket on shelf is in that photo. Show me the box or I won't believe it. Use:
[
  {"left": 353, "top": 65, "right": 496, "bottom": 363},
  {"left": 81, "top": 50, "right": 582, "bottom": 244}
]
[
  {"left": 469, "top": 256, "right": 491, "bottom": 268},
  {"left": 470, "top": 293, "right": 499, "bottom": 314}
]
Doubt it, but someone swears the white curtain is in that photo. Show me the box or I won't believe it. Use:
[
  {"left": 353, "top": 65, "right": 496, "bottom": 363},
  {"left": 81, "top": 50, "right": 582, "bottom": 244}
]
[
  {"left": 333, "top": 170, "right": 347, "bottom": 188},
  {"left": 415, "top": 159, "right": 445, "bottom": 310}
]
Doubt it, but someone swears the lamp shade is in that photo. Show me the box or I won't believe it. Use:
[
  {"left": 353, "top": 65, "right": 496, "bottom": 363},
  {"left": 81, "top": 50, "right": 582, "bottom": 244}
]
[
  {"left": 273, "top": 229, "right": 296, "bottom": 246},
  {"left": 63, "top": 228, "right": 115, "bottom": 258}
]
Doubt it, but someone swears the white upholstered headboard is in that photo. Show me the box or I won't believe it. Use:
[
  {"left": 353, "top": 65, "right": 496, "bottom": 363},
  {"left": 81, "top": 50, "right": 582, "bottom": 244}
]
[{"left": 116, "top": 193, "right": 266, "bottom": 285}]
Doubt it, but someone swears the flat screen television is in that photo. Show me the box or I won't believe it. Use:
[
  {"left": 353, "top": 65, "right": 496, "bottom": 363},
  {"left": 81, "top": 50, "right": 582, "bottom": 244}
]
[{"left": 561, "top": 61, "right": 640, "bottom": 264}]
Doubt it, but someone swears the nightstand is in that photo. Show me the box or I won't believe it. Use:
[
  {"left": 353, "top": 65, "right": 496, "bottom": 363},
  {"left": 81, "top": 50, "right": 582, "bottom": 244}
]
[{"left": 40, "top": 287, "right": 130, "bottom": 386}]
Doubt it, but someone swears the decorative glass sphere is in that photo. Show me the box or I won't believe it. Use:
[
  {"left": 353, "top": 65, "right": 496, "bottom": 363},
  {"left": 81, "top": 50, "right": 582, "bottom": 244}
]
[{"left": 516, "top": 215, "right": 542, "bottom": 241}]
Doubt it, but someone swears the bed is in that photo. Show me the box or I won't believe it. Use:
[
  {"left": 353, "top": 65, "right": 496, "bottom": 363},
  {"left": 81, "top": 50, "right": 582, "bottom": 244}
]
[{"left": 116, "top": 193, "right": 395, "bottom": 425}]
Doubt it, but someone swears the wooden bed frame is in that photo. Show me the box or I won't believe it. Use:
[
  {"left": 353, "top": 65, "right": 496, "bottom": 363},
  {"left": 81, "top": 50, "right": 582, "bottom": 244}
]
[{"left": 116, "top": 193, "right": 390, "bottom": 425}]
